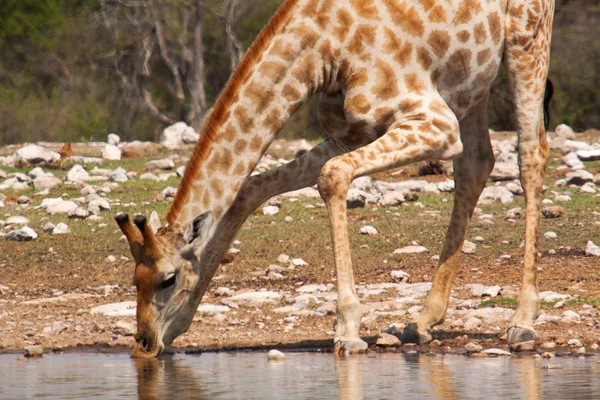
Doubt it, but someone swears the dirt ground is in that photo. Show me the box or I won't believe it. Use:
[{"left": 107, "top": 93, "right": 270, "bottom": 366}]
[{"left": 1, "top": 134, "right": 600, "bottom": 357}]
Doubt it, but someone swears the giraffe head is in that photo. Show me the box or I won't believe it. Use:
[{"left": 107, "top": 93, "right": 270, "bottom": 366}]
[{"left": 115, "top": 211, "right": 214, "bottom": 358}]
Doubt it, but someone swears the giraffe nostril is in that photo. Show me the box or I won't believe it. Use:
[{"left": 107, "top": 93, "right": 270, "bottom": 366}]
[{"left": 135, "top": 332, "right": 151, "bottom": 352}]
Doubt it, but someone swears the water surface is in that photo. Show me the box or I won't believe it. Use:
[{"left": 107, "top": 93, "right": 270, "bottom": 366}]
[{"left": 0, "top": 351, "right": 598, "bottom": 399}]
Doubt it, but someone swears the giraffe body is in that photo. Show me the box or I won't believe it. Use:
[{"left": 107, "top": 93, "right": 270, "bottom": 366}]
[{"left": 115, "top": 0, "right": 555, "bottom": 357}]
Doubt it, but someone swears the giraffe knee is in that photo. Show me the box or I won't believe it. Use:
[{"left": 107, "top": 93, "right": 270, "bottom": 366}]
[{"left": 318, "top": 158, "right": 353, "bottom": 202}]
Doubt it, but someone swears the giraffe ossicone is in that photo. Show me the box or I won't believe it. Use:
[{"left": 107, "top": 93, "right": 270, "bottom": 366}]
[{"left": 116, "top": 0, "right": 555, "bottom": 357}]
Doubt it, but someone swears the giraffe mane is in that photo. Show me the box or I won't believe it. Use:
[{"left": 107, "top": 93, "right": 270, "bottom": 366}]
[{"left": 166, "top": 0, "right": 299, "bottom": 226}]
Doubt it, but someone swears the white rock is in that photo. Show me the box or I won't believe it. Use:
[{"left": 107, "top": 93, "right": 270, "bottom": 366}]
[
  {"left": 544, "top": 231, "right": 557, "bottom": 239},
  {"left": 585, "top": 241, "right": 600, "bottom": 256},
  {"left": 561, "top": 310, "right": 581, "bottom": 323},
  {"left": 296, "top": 284, "right": 328, "bottom": 293},
  {"left": 565, "top": 170, "right": 593, "bottom": 186},
  {"left": 224, "top": 291, "right": 282, "bottom": 306},
  {"left": 490, "top": 162, "right": 519, "bottom": 181},
  {"left": 146, "top": 158, "right": 175, "bottom": 170},
  {"left": 67, "top": 165, "right": 89, "bottom": 182},
  {"left": 263, "top": 205, "right": 280, "bottom": 216},
  {"left": 393, "top": 245, "right": 428, "bottom": 254},
  {"left": 377, "top": 191, "right": 404, "bottom": 207},
  {"left": 102, "top": 144, "right": 121, "bottom": 161},
  {"left": 68, "top": 207, "right": 90, "bottom": 219},
  {"left": 555, "top": 123, "right": 575, "bottom": 139},
  {"left": 292, "top": 258, "right": 308, "bottom": 266},
  {"left": 6, "top": 216, "right": 29, "bottom": 225},
  {"left": 197, "top": 304, "right": 231, "bottom": 314},
  {"left": 106, "top": 255, "right": 117, "bottom": 263},
  {"left": 90, "top": 301, "right": 137, "bottom": 317},
  {"left": 539, "top": 291, "right": 571, "bottom": 302},
  {"left": 478, "top": 186, "right": 514, "bottom": 204},
  {"left": 267, "top": 349, "right": 286, "bottom": 361},
  {"left": 139, "top": 172, "right": 160, "bottom": 181},
  {"left": 391, "top": 270, "right": 410, "bottom": 283},
  {"left": 506, "top": 207, "right": 522, "bottom": 219},
  {"left": 15, "top": 144, "right": 60, "bottom": 164},
  {"left": 43, "top": 222, "right": 55, "bottom": 232},
  {"left": 360, "top": 225, "right": 378, "bottom": 235},
  {"left": 52, "top": 223, "right": 70, "bottom": 235},
  {"left": 277, "top": 254, "right": 291, "bottom": 265},
  {"left": 107, "top": 133, "right": 121, "bottom": 146},
  {"left": 33, "top": 176, "right": 62, "bottom": 191},
  {"left": 482, "top": 348, "right": 512, "bottom": 356},
  {"left": 462, "top": 240, "right": 476, "bottom": 254},
  {"left": 6, "top": 226, "right": 38, "bottom": 241},
  {"left": 505, "top": 182, "right": 524, "bottom": 195},
  {"left": 580, "top": 182, "right": 597, "bottom": 194},
  {"left": 464, "top": 284, "right": 501, "bottom": 297},
  {"left": 47, "top": 200, "right": 78, "bottom": 215},
  {"left": 160, "top": 122, "right": 200, "bottom": 149},
  {"left": 436, "top": 179, "right": 455, "bottom": 192},
  {"left": 109, "top": 167, "right": 128, "bottom": 183}
]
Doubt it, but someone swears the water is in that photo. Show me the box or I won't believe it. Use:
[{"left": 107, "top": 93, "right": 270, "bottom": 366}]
[{"left": 0, "top": 351, "right": 598, "bottom": 399}]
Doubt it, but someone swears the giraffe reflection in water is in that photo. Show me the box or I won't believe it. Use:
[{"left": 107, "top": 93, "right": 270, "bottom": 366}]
[
  {"left": 135, "top": 357, "right": 208, "bottom": 400},
  {"left": 135, "top": 353, "right": 543, "bottom": 399}
]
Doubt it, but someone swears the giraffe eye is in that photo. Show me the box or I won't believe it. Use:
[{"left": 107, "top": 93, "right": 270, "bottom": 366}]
[{"left": 160, "top": 274, "right": 177, "bottom": 290}]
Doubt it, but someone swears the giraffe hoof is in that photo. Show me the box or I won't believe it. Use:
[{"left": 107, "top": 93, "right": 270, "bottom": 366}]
[
  {"left": 334, "top": 339, "right": 368, "bottom": 356},
  {"left": 506, "top": 326, "right": 538, "bottom": 344},
  {"left": 400, "top": 323, "right": 432, "bottom": 344}
]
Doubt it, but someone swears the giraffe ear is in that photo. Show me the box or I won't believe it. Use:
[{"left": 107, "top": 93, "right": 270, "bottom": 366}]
[
  {"left": 149, "top": 211, "right": 161, "bottom": 234},
  {"left": 180, "top": 212, "right": 214, "bottom": 259}
]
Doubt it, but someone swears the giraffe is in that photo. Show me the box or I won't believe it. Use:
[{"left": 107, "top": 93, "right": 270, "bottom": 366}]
[{"left": 115, "top": 0, "right": 555, "bottom": 357}]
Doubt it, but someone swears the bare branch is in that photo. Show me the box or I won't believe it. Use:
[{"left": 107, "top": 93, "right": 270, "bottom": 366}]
[
  {"left": 148, "top": 1, "right": 186, "bottom": 105},
  {"left": 224, "top": 0, "right": 244, "bottom": 71}
]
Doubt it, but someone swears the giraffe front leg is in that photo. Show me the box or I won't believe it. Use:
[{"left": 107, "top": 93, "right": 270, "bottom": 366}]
[
  {"left": 318, "top": 159, "right": 368, "bottom": 355},
  {"left": 318, "top": 97, "right": 463, "bottom": 354},
  {"left": 401, "top": 96, "right": 495, "bottom": 344}
]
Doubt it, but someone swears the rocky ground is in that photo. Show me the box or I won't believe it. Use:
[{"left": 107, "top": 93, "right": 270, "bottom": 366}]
[{"left": 1, "top": 122, "right": 600, "bottom": 358}]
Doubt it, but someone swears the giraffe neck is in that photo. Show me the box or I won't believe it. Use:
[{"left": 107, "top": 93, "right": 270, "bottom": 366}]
[{"left": 167, "top": 0, "right": 333, "bottom": 231}]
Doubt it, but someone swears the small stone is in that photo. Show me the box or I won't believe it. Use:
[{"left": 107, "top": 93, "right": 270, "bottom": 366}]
[
  {"left": 585, "top": 241, "right": 600, "bottom": 257},
  {"left": 102, "top": 144, "right": 121, "bottom": 161},
  {"left": 24, "top": 345, "right": 44, "bottom": 358},
  {"left": 267, "top": 349, "right": 285, "bottom": 361},
  {"left": 482, "top": 348, "right": 512, "bottom": 356},
  {"left": 542, "top": 206, "right": 565, "bottom": 219},
  {"left": 263, "top": 205, "right": 280, "bottom": 216},
  {"left": 465, "top": 342, "right": 483, "bottom": 353},
  {"left": 509, "top": 340, "right": 535, "bottom": 352},
  {"left": 576, "top": 346, "right": 586, "bottom": 354},
  {"left": 106, "top": 255, "right": 117, "bottom": 263},
  {"left": 506, "top": 207, "right": 522, "bottom": 219},
  {"left": 391, "top": 270, "right": 410, "bottom": 283},
  {"left": 107, "top": 133, "right": 120, "bottom": 146},
  {"left": 6, "top": 226, "right": 38, "bottom": 241},
  {"left": 544, "top": 231, "right": 557, "bottom": 239},
  {"left": 52, "top": 223, "right": 70, "bottom": 235},
  {"left": 393, "top": 245, "right": 429, "bottom": 254},
  {"left": 376, "top": 332, "right": 401, "bottom": 347},
  {"left": 69, "top": 207, "right": 90, "bottom": 219},
  {"left": 462, "top": 240, "right": 476, "bottom": 254},
  {"left": 277, "top": 254, "right": 291, "bottom": 265},
  {"left": 146, "top": 158, "right": 175, "bottom": 170},
  {"left": 542, "top": 352, "right": 555, "bottom": 359},
  {"left": 359, "top": 225, "right": 378, "bottom": 235},
  {"left": 291, "top": 258, "right": 307, "bottom": 266},
  {"left": 567, "top": 338, "right": 583, "bottom": 347}
]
